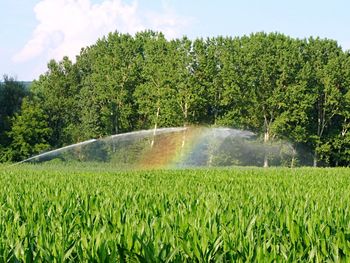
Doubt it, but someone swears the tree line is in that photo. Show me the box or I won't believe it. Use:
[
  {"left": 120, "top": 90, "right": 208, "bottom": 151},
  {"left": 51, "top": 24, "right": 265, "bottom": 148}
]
[{"left": 1, "top": 31, "right": 350, "bottom": 166}]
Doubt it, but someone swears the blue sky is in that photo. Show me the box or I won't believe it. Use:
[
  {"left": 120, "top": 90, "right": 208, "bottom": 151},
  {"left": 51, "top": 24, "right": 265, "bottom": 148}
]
[{"left": 1, "top": 0, "right": 350, "bottom": 81}]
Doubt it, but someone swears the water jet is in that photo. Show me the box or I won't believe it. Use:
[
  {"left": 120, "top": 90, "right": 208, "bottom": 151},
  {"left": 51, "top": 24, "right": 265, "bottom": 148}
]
[{"left": 16, "top": 126, "right": 297, "bottom": 168}]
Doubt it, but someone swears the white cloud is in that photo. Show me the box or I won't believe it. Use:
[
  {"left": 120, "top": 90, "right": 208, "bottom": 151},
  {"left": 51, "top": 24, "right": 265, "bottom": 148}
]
[
  {"left": 146, "top": 1, "right": 194, "bottom": 38},
  {"left": 13, "top": 0, "right": 192, "bottom": 65}
]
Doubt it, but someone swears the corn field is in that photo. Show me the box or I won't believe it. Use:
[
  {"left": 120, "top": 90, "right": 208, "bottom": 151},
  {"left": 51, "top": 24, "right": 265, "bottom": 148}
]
[{"left": 1, "top": 164, "right": 350, "bottom": 262}]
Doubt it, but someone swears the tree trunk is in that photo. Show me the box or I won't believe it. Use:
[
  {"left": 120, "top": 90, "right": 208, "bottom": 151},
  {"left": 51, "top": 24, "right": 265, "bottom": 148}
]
[
  {"left": 290, "top": 145, "right": 297, "bottom": 168},
  {"left": 291, "top": 156, "right": 295, "bottom": 168},
  {"left": 184, "top": 102, "right": 188, "bottom": 123},
  {"left": 182, "top": 103, "right": 188, "bottom": 149},
  {"left": 181, "top": 124, "right": 187, "bottom": 149},
  {"left": 114, "top": 117, "right": 118, "bottom": 135},
  {"left": 151, "top": 106, "right": 160, "bottom": 148},
  {"left": 179, "top": 125, "right": 187, "bottom": 165},
  {"left": 313, "top": 152, "right": 318, "bottom": 167},
  {"left": 112, "top": 109, "right": 118, "bottom": 153},
  {"left": 263, "top": 130, "right": 269, "bottom": 168},
  {"left": 263, "top": 155, "right": 268, "bottom": 168}
]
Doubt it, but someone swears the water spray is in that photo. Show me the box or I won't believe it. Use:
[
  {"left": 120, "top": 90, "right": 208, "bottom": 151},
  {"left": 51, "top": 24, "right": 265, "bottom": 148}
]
[{"left": 10, "top": 126, "right": 299, "bottom": 168}]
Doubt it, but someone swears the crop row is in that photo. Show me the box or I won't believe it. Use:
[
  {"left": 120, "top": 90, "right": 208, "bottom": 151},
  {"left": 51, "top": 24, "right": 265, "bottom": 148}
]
[{"left": 1, "top": 165, "right": 350, "bottom": 261}]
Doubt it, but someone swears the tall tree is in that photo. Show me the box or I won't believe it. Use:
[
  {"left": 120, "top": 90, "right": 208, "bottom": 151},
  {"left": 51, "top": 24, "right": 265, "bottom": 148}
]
[
  {"left": 304, "top": 38, "right": 346, "bottom": 166},
  {"left": 168, "top": 37, "right": 207, "bottom": 126},
  {"left": 218, "top": 36, "right": 258, "bottom": 129},
  {"left": 0, "top": 75, "right": 28, "bottom": 160},
  {"left": 78, "top": 32, "right": 141, "bottom": 139},
  {"left": 191, "top": 38, "right": 225, "bottom": 124},
  {"left": 272, "top": 40, "right": 315, "bottom": 167},
  {"left": 134, "top": 31, "right": 182, "bottom": 132},
  {"left": 5, "top": 98, "right": 52, "bottom": 162},
  {"left": 31, "top": 57, "right": 81, "bottom": 147},
  {"left": 235, "top": 33, "right": 289, "bottom": 167}
]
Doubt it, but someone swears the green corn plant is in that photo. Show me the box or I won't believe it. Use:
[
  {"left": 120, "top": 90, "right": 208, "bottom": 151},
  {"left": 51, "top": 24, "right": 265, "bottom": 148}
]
[{"left": 1, "top": 164, "right": 350, "bottom": 261}]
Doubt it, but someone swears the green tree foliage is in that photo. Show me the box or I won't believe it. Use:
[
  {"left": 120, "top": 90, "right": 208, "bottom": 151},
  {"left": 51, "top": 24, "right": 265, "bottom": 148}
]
[
  {"left": 192, "top": 37, "right": 224, "bottom": 124},
  {"left": 0, "top": 75, "right": 28, "bottom": 160},
  {"left": 168, "top": 37, "right": 206, "bottom": 126},
  {"left": 5, "top": 98, "right": 52, "bottom": 161},
  {"left": 30, "top": 57, "right": 81, "bottom": 147},
  {"left": 134, "top": 31, "right": 182, "bottom": 129},
  {"left": 78, "top": 32, "right": 141, "bottom": 139},
  {"left": 301, "top": 39, "right": 348, "bottom": 166},
  {"left": 3, "top": 31, "right": 350, "bottom": 166}
]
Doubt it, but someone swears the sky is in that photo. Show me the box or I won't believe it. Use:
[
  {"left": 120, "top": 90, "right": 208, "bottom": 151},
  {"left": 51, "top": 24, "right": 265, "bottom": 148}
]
[{"left": 1, "top": 0, "right": 350, "bottom": 81}]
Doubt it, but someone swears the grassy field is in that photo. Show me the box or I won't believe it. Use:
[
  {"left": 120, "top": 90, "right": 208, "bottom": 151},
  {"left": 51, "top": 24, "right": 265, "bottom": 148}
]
[{"left": 1, "top": 164, "right": 350, "bottom": 262}]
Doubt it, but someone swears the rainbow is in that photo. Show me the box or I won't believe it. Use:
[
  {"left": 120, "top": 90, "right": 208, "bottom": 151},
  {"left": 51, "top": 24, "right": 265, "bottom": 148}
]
[
  {"left": 137, "top": 126, "right": 204, "bottom": 169},
  {"left": 17, "top": 126, "right": 273, "bottom": 168},
  {"left": 136, "top": 126, "right": 255, "bottom": 169}
]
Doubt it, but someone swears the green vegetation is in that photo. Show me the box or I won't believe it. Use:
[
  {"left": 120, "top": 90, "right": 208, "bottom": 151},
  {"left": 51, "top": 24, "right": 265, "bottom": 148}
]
[
  {"left": 1, "top": 31, "right": 350, "bottom": 166},
  {"left": 1, "top": 164, "right": 350, "bottom": 261},
  {"left": 0, "top": 76, "right": 29, "bottom": 162}
]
